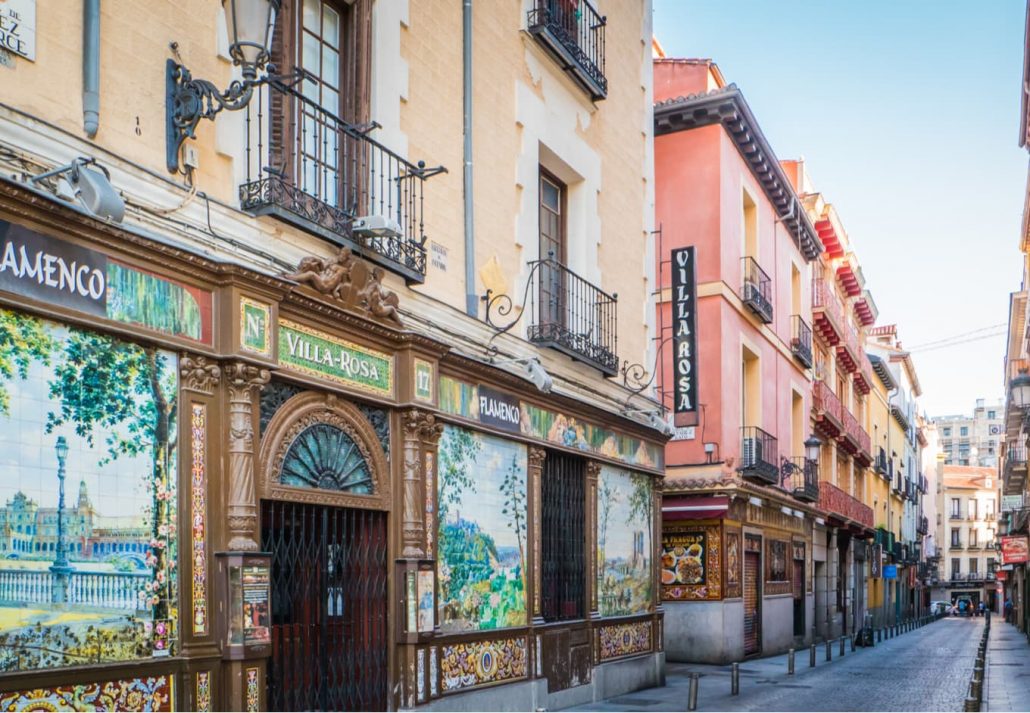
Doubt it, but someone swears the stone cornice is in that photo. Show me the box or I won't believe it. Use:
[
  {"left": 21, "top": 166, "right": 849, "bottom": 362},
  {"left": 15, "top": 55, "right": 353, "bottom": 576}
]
[{"left": 654, "top": 85, "right": 821, "bottom": 262}]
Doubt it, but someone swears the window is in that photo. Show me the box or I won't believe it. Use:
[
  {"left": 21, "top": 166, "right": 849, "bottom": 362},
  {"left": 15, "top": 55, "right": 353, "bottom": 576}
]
[
  {"left": 742, "top": 189, "right": 758, "bottom": 259},
  {"left": 968, "top": 499, "right": 977, "bottom": 520},
  {"left": 951, "top": 558, "right": 960, "bottom": 577},
  {"left": 540, "top": 451, "right": 585, "bottom": 622},
  {"left": 741, "top": 345, "right": 760, "bottom": 428},
  {"left": 791, "top": 263, "right": 801, "bottom": 316},
  {"left": 960, "top": 426, "right": 969, "bottom": 436},
  {"left": 969, "top": 529, "right": 977, "bottom": 547},
  {"left": 988, "top": 410, "right": 996, "bottom": 419},
  {"left": 985, "top": 499, "right": 995, "bottom": 517},
  {"left": 951, "top": 498, "right": 960, "bottom": 518},
  {"left": 969, "top": 558, "right": 978, "bottom": 574},
  {"left": 951, "top": 528, "right": 960, "bottom": 547},
  {"left": 987, "top": 529, "right": 995, "bottom": 542},
  {"left": 943, "top": 428, "right": 952, "bottom": 437},
  {"left": 538, "top": 170, "right": 566, "bottom": 330}
]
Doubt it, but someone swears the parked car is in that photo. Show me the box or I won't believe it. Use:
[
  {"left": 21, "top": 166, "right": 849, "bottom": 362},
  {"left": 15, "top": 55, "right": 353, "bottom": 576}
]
[
  {"left": 956, "top": 596, "right": 974, "bottom": 617},
  {"left": 930, "top": 600, "right": 949, "bottom": 616}
]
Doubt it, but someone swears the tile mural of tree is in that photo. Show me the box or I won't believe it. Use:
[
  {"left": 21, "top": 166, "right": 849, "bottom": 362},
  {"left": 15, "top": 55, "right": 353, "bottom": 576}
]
[
  {"left": 437, "top": 425, "right": 528, "bottom": 632},
  {"left": 597, "top": 466, "right": 652, "bottom": 617}
]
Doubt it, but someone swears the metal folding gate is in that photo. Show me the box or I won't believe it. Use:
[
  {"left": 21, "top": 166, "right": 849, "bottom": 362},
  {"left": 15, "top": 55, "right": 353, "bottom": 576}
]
[
  {"left": 261, "top": 500, "right": 388, "bottom": 711},
  {"left": 793, "top": 556, "right": 805, "bottom": 637},
  {"left": 743, "top": 538, "right": 761, "bottom": 655}
]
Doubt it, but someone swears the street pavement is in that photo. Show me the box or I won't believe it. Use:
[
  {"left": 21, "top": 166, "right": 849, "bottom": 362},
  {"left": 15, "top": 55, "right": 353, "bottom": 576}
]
[{"left": 564, "top": 617, "right": 1022, "bottom": 711}]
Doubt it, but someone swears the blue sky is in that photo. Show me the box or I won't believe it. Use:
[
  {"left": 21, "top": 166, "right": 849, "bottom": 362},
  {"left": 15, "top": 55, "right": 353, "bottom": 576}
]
[{"left": 653, "top": 0, "right": 1027, "bottom": 416}]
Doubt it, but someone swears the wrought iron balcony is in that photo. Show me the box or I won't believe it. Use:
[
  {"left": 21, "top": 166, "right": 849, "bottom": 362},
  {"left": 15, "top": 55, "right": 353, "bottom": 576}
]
[
  {"left": 783, "top": 456, "right": 819, "bottom": 503},
  {"left": 917, "top": 516, "right": 929, "bottom": 535},
  {"left": 812, "top": 278, "right": 843, "bottom": 346},
  {"left": 741, "top": 257, "right": 773, "bottom": 323},
  {"left": 791, "top": 315, "right": 813, "bottom": 368},
  {"left": 812, "top": 379, "right": 843, "bottom": 439},
  {"left": 818, "top": 481, "right": 874, "bottom": 530},
  {"left": 527, "top": 0, "right": 607, "bottom": 101},
  {"left": 875, "top": 447, "right": 888, "bottom": 477},
  {"left": 739, "top": 426, "right": 779, "bottom": 485},
  {"left": 525, "top": 257, "right": 618, "bottom": 375},
  {"left": 240, "top": 78, "right": 444, "bottom": 284}
]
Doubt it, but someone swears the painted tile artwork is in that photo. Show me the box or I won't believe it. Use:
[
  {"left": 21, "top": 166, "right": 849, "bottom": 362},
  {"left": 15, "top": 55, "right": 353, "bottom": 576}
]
[
  {"left": 597, "top": 466, "right": 653, "bottom": 617},
  {"left": 0, "top": 675, "right": 173, "bottom": 712},
  {"left": 439, "top": 637, "right": 528, "bottom": 693},
  {"left": 437, "top": 426, "right": 527, "bottom": 632},
  {"left": 598, "top": 620, "right": 652, "bottom": 661},
  {"left": 0, "top": 308, "right": 178, "bottom": 673}
]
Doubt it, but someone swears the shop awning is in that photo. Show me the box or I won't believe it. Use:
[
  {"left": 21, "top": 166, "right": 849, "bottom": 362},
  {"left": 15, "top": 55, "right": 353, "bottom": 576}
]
[{"left": 662, "top": 495, "right": 729, "bottom": 521}]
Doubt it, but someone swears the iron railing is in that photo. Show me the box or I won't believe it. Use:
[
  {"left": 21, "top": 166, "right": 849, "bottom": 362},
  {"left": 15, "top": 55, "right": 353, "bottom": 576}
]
[
  {"left": 791, "top": 315, "right": 813, "bottom": 368},
  {"left": 875, "top": 447, "right": 888, "bottom": 477},
  {"left": 241, "top": 77, "right": 443, "bottom": 284},
  {"left": 917, "top": 516, "right": 929, "bottom": 535},
  {"left": 739, "top": 426, "right": 778, "bottom": 484},
  {"left": 541, "top": 451, "right": 586, "bottom": 622},
  {"left": 813, "top": 379, "right": 842, "bottom": 425},
  {"left": 527, "top": 0, "right": 607, "bottom": 100},
  {"left": 1007, "top": 446, "right": 1028, "bottom": 468},
  {"left": 784, "top": 456, "right": 819, "bottom": 503},
  {"left": 528, "top": 257, "right": 618, "bottom": 375},
  {"left": 741, "top": 257, "right": 773, "bottom": 323},
  {"left": 812, "top": 278, "right": 843, "bottom": 341}
]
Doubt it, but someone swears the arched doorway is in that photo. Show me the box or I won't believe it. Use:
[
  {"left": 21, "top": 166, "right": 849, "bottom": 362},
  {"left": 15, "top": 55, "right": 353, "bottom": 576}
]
[{"left": 259, "top": 391, "right": 390, "bottom": 711}]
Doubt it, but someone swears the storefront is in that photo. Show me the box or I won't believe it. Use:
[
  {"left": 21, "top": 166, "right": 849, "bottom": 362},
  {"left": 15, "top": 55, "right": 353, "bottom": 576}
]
[
  {"left": 660, "top": 478, "right": 815, "bottom": 664},
  {"left": 0, "top": 181, "right": 665, "bottom": 711}
]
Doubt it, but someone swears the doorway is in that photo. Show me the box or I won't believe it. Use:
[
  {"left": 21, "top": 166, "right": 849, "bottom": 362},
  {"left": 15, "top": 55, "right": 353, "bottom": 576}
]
[
  {"left": 793, "top": 545, "right": 805, "bottom": 638},
  {"left": 744, "top": 535, "right": 762, "bottom": 655},
  {"left": 262, "top": 500, "right": 388, "bottom": 711}
]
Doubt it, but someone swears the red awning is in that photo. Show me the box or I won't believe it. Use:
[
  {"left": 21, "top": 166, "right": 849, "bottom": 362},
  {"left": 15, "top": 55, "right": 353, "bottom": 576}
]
[{"left": 662, "top": 495, "right": 729, "bottom": 521}]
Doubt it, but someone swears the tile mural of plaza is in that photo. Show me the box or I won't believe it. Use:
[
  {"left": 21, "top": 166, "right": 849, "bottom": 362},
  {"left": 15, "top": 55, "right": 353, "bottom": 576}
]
[
  {"left": 436, "top": 425, "right": 528, "bottom": 632},
  {"left": 597, "top": 466, "right": 653, "bottom": 617},
  {"left": 0, "top": 308, "right": 178, "bottom": 672}
]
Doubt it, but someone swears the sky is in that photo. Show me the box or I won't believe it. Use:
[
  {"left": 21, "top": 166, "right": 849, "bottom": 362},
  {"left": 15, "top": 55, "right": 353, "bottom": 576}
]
[{"left": 653, "top": 0, "right": 1028, "bottom": 417}]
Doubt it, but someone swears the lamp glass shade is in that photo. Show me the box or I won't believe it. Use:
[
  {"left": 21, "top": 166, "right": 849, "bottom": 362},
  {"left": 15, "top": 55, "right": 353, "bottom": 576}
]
[
  {"left": 1011, "top": 373, "right": 1030, "bottom": 410},
  {"left": 223, "top": 0, "right": 279, "bottom": 73},
  {"left": 55, "top": 436, "right": 69, "bottom": 461},
  {"left": 804, "top": 435, "right": 821, "bottom": 463}
]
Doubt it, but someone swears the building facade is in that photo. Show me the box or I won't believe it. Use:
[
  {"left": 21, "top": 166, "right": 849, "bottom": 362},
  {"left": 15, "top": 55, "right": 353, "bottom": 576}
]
[
  {"left": 931, "top": 466, "right": 1001, "bottom": 610},
  {"left": 0, "top": 1, "right": 667, "bottom": 710},
  {"left": 935, "top": 399, "right": 1005, "bottom": 467}
]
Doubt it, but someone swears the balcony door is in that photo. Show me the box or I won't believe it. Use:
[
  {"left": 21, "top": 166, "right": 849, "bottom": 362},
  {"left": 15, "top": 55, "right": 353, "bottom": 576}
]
[{"left": 539, "top": 170, "right": 566, "bottom": 332}]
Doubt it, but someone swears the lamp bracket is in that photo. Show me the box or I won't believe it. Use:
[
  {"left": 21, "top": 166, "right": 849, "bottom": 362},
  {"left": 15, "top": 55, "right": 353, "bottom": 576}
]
[{"left": 481, "top": 256, "right": 552, "bottom": 351}]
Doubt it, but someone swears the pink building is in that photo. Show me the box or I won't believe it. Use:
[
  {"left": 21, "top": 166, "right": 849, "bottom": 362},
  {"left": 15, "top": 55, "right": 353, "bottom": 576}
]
[{"left": 654, "top": 59, "right": 825, "bottom": 662}]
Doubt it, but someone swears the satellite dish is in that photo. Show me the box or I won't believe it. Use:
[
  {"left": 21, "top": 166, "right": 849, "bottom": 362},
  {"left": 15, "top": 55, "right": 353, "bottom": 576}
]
[{"left": 70, "top": 163, "right": 125, "bottom": 223}]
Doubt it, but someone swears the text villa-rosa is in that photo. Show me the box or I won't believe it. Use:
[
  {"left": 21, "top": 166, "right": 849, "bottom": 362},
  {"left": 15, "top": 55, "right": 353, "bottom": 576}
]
[
  {"left": 284, "top": 330, "right": 382, "bottom": 381},
  {"left": 0, "top": 240, "right": 106, "bottom": 300}
]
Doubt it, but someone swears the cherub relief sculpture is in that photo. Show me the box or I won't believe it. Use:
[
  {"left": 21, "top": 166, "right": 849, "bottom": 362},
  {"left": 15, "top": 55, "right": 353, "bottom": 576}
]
[
  {"left": 358, "top": 267, "right": 403, "bottom": 328},
  {"left": 286, "top": 247, "right": 404, "bottom": 328},
  {"left": 286, "top": 247, "right": 356, "bottom": 300}
]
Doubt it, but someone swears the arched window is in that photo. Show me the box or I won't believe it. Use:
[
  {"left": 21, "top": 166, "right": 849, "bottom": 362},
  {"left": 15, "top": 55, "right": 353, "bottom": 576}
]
[{"left": 280, "top": 422, "right": 373, "bottom": 494}]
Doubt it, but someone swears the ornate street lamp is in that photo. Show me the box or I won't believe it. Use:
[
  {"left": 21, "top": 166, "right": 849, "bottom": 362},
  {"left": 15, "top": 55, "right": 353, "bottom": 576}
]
[
  {"left": 805, "top": 435, "right": 822, "bottom": 465},
  {"left": 1010, "top": 371, "right": 1030, "bottom": 410},
  {"left": 166, "top": 0, "right": 280, "bottom": 172},
  {"left": 50, "top": 436, "right": 71, "bottom": 604}
]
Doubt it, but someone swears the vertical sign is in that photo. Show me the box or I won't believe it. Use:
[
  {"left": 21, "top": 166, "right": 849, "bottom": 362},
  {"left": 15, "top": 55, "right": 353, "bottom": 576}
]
[{"left": 671, "top": 247, "right": 698, "bottom": 425}]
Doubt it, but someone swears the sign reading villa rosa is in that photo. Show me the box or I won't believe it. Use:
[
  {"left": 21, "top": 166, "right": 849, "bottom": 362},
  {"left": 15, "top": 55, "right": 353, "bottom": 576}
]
[
  {"left": 0, "top": 219, "right": 107, "bottom": 315},
  {"left": 278, "top": 319, "right": 393, "bottom": 397},
  {"left": 0, "top": 0, "right": 35, "bottom": 61},
  {"left": 477, "top": 385, "right": 521, "bottom": 433},
  {"left": 671, "top": 246, "right": 698, "bottom": 426}
]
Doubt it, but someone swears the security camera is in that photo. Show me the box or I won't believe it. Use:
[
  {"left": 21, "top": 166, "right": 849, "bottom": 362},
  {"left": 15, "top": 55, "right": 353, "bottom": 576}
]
[{"left": 523, "top": 358, "right": 553, "bottom": 393}]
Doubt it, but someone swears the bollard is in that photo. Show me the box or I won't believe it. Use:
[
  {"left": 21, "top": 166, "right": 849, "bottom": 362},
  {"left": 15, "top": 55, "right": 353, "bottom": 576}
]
[
  {"left": 851, "top": 634, "right": 857, "bottom": 652},
  {"left": 731, "top": 662, "right": 739, "bottom": 695},
  {"left": 688, "top": 673, "right": 699, "bottom": 711},
  {"left": 971, "top": 678, "right": 983, "bottom": 702},
  {"left": 825, "top": 639, "right": 832, "bottom": 662},
  {"left": 810, "top": 643, "right": 816, "bottom": 668},
  {"left": 839, "top": 637, "right": 845, "bottom": 657},
  {"left": 964, "top": 696, "right": 979, "bottom": 712},
  {"left": 787, "top": 648, "right": 795, "bottom": 676},
  {"left": 974, "top": 665, "right": 984, "bottom": 682}
]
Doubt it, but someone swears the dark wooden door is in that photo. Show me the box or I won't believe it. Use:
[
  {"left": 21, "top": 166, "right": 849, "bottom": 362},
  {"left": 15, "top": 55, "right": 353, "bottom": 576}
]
[
  {"left": 744, "top": 547, "right": 761, "bottom": 655},
  {"left": 793, "top": 558, "right": 805, "bottom": 637},
  {"left": 262, "top": 500, "right": 387, "bottom": 711}
]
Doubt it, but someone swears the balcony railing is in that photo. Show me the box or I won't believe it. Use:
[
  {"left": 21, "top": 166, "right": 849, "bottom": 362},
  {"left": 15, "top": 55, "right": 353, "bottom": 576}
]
[
  {"left": 818, "top": 481, "right": 874, "bottom": 529},
  {"left": 917, "top": 516, "right": 929, "bottom": 535},
  {"left": 875, "top": 447, "right": 888, "bottom": 477},
  {"left": 837, "top": 323, "right": 861, "bottom": 374},
  {"left": 527, "top": 257, "right": 618, "bottom": 375},
  {"left": 812, "top": 379, "right": 843, "bottom": 438},
  {"left": 812, "top": 278, "right": 843, "bottom": 345},
  {"left": 784, "top": 456, "right": 819, "bottom": 503},
  {"left": 739, "top": 426, "right": 779, "bottom": 485},
  {"left": 527, "top": 0, "right": 607, "bottom": 100},
  {"left": 790, "top": 315, "right": 813, "bottom": 368},
  {"left": 241, "top": 77, "right": 443, "bottom": 284},
  {"left": 741, "top": 257, "right": 773, "bottom": 323}
]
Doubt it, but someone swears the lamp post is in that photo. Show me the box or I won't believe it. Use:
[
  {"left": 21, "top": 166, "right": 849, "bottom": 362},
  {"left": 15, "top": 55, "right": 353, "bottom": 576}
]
[
  {"left": 50, "top": 436, "right": 71, "bottom": 605},
  {"left": 166, "top": 0, "right": 280, "bottom": 172}
]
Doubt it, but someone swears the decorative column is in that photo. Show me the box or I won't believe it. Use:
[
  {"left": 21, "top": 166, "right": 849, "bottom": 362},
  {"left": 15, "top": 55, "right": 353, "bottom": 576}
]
[
  {"left": 586, "top": 461, "right": 601, "bottom": 620},
  {"left": 527, "top": 447, "right": 546, "bottom": 625},
  {"left": 224, "top": 361, "right": 270, "bottom": 552},
  {"left": 401, "top": 409, "right": 442, "bottom": 558}
]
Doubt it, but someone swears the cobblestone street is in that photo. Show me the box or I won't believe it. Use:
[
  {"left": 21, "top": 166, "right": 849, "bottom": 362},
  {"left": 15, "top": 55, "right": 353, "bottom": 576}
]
[{"left": 567, "top": 617, "right": 1028, "bottom": 712}]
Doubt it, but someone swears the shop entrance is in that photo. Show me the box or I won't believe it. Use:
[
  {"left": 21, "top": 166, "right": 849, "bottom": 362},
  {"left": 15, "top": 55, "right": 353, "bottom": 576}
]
[
  {"left": 744, "top": 535, "right": 762, "bottom": 655},
  {"left": 792, "top": 544, "right": 805, "bottom": 638},
  {"left": 261, "top": 500, "right": 388, "bottom": 711}
]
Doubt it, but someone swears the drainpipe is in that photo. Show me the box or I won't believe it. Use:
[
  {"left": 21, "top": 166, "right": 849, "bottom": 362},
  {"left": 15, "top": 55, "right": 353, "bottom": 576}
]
[
  {"left": 82, "top": 0, "right": 100, "bottom": 138},
  {"left": 462, "top": 0, "right": 477, "bottom": 317}
]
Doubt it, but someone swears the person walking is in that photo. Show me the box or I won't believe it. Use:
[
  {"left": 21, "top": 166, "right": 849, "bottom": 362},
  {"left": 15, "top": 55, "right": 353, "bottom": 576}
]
[{"left": 1005, "top": 596, "right": 1014, "bottom": 624}]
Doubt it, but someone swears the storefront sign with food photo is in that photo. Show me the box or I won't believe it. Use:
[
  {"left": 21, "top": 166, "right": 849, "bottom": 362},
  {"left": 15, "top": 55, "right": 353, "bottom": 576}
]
[{"left": 661, "top": 532, "right": 706, "bottom": 585}]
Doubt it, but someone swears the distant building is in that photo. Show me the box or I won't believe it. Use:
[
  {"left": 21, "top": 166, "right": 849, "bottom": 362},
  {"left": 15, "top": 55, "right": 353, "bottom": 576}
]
[{"left": 934, "top": 399, "right": 1005, "bottom": 467}]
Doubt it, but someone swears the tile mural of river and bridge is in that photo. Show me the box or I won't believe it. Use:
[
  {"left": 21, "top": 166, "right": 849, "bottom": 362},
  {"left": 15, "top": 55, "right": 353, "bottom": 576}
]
[{"left": 0, "top": 308, "right": 178, "bottom": 672}]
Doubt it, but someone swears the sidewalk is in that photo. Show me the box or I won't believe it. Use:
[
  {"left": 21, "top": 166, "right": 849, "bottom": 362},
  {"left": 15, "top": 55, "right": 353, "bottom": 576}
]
[{"left": 985, "top": 621, "right": 1030, "bottom": 712}]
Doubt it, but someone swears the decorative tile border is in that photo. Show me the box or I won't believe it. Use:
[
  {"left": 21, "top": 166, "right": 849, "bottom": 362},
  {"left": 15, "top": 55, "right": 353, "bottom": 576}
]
[
  {"left": 0, "top": 675, "right": 173, "bottom": 712},
  {"left": 191, "top": 403, "right": 208, "bottom": 635},
  {"left": 598, "top": 621, "right": 653, "bottom": 661},
  {"left": 240, "top": 297, "right": 272, "bottom": 356},
  {"left": 429, "top": 646, "right": 439, "bottom": 697},
  {"left": 195, "top": 671, "right": 211, "bottom": 712},
  {"left": 440, "top": 637, "right": 528, "bottom": 693},
  {"left": 245, "top": 668, "right": 259, "bottom": 712}
]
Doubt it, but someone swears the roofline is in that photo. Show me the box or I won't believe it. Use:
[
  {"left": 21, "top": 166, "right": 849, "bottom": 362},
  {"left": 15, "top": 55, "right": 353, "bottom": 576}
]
[{"left": 654, "top": 85, "right": 822, "bottom": 261}]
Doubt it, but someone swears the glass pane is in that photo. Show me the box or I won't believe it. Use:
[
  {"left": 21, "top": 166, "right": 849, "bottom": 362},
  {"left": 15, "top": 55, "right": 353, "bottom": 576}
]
[
  {"left": 302, "top": 32, "right": 320, "bottom": 74},
  {"left": 303, "top": 161, "right": 318, "bottom": 195},
  {"left": 303, "top": 0, "right": 320, "bottom": 31},
  {"left": 321, "top": 87, "right": 339, "bottom": 114},
  {"left": 302, "top": 77, "right": 319, "bottom": 102},
  {"left": 324, "top": 5, "right": 340, "bottom": 48},
  {"left": 322, "top": 47, "right": 340, "bottom": 89},
  {"left": 302, "top": 114, "right": 319, "bottom": 157},
  {"left": 541, "top": 178, "right": 560, "bottom": 212}
]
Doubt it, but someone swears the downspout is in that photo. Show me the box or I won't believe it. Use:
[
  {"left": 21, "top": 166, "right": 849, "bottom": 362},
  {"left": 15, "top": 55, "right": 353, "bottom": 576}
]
[
  {"left": 82, "top": 0, "right": 100, "bottom": 138},
  {"left": 462, "top": 0, "right": 477, "bottom": 317}
]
